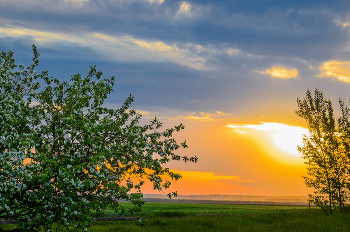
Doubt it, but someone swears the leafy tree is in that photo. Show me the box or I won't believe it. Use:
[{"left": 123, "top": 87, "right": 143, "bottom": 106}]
[
  {"left": 0, "top": 45, "right": 197, "bottom": 231},
  {"left": 296, "top": 89, "right": 349, "bottom": 214}
]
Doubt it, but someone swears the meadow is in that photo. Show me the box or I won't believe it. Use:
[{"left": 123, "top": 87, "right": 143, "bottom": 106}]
[{"left": 1, "top": 202, "right": 350, "bottom": 231}]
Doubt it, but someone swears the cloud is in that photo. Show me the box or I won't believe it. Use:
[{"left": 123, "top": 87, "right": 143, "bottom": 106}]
[
  {"left": 173, "top": 169, "right": 252, "bottom": 183},
  {"left": 0, "top": 27, "right": 75, "bottom": 42},
  {"left": 185, "top": 111, "right": 229, "bottom": 121},
  {"left": 226, "top": 122, "right": 306, "bottom": 133},
  {"left": 147, "top": 0, "right": 164, "bottom": 4},
  {"left": 163, "top": 169, "right": 263, "bottom": 195},
  {"left": 187, "top": 112, "right": 215, "bottom": 121},
  {"left": 175, "top": 1, "right": 192, "bottom": 18},
  {"left": 334, "top": 18, "right": 350, "bottom": 28},
  {"left": 227, "top": 48, "right": 240, "bottom": 56},
  {"left": 259, "top": 67, "right": 298, "bottom": 79},
  {"left": 318, "top": 60, "right": 350, "bottom": 83},
  {"left": 134, "top": 40, "right": 175, "bottom": 52},
  {"left": 216, "top": 111, "right": 228, "bottom": 116},
  {"left": 0, "top": 26, "right": 209, "bottom": 70},
  {"left": 179, "top": 2, "right": 191, "bottom": 12},
  {"left": 136, "top": 169, "right": 261, "bottom": 195},
  {"left": 0, "top": 0, "right": 93, "bottom": 13},
  {"left": 130, "top": 39, "right": 208, "bottom": 69}
]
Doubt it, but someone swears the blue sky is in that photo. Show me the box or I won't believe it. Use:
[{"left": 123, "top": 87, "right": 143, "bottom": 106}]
[
  {"left": 2, "top": 0, "right": 350, "bottom": 195},
  {"left": 2, "top": 0, "right": 350, "bottom": 115}
]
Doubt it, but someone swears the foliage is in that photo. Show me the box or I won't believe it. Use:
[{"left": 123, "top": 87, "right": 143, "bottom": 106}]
[
  {"left": 0, "top": 45, "right": 197, "bottom": 231},
  {"left": 296, "top": 89, "right": 349, "bottom": 214}
]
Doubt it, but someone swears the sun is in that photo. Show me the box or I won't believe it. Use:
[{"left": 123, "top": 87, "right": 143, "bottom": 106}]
[
  {"left": 227, "top": 122, "right": 309, "bottom": 158},
  {"left": 269, "top": 125, "right": 309, "bottom": 156}
]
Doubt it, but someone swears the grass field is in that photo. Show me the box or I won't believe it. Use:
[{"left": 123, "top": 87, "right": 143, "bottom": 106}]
[
  {"left": 2, "top": 202, "right": 350, "bottom": 231},
  {"left": 102, "top": 202, "right": 308, "bottom": 219}
]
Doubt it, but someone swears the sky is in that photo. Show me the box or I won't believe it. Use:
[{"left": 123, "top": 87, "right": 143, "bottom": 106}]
[{"left": 2, "top": 0, "right": 350, "bottom": 196}]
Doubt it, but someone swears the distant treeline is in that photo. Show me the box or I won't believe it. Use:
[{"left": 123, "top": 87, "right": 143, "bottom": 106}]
[{"left": 142, "top": 196, "right": 309, "bottom": 206}]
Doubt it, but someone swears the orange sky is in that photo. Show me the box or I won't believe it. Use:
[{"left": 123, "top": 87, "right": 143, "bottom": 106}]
[{"left": 136, "top": 111, "right": 311, "bottom": 196}]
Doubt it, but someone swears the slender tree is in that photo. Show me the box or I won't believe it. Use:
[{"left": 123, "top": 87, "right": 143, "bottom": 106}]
[
  {"left": 338, "top": 98, "right": 350, "bottom": 209},
  {"left": 296, "top": 89, "right": 349, "bottom": 214}
]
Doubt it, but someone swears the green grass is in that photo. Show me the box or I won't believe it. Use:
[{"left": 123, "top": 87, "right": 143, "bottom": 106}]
[
  {"left": 105, "top": 202, "right": 306, "bottom": 217},
  {"left": 2, "top": 203, "right": 350, "bottom": 231},
  {"left": 138, "top": 210, "right": 350, "bottom": 232}
]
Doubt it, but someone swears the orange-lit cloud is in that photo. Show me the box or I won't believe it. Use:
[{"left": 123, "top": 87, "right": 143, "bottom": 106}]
[
  {"left": 260, "top": 67, "right": 298, "bottom": 79},
  {"left": 179, "top": 2, "right": 191, "bottom": 12},
  {"left": 135, "top": 40, "right": 176, "bottom": 53},
  {"left": 318, "top": 60, "right": 350, "bottom": 83},
  {"left": 93, "top": 33, "right": 116, "bottom": 42},
  {"left": 175, "top": 2, "right": 193, "bottom": 19},
  {"left": 187, "top": 112, "right": 214, "bottom": 121},
  {"left": 147, "top": 0, "right": 164, "bottom": 4},
  {"left": 215, "top": 111, "right": 228, "bottom": 116},
  {"left": 0, "top": 27, "right": 75, "bottom": 43},
  {"left": 185, "top": 111, "right": 229, "bottom": 121},
  {"left": 127, "top": 38, "right": 208, "bottom": 70},
  {"left": 174, "top": 169, "right": 252, "bottom": 183}
]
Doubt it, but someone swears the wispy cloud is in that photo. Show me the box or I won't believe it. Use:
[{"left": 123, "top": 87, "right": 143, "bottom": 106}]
[
  {"left": 215, "top": 111, "right": 228, "bottom": 116},
  {"left": 259, "top": 67, "right": 298, "bottom": 79},
  {"left": 185, "top": 111, "right": 230, "bottom": 121},
  {"left": 187, "top": 112, "right": 215, "bottom": 121},
  {"left": 0, "top": 0, "right": 95, "bottom": 13},
  {"left": 227, "top": 48, "right": 241, "bottom": 56},
  {"left": 167, "top": 169, "right": 267, "bottom": 195},
  {"left": 334, "top": 18, "right": 350, "bottom": 29},
  {"left": 0, "top": 27, "right": 75, "bottom": 42},
  {"left": 318, "top": 60, "right": 350, "bottom": 83},
  {"left": 0, "top": 26, "right": 209, "bottom": 70},
  {"left": 137, "top": 168, "right": 263, "bottom": 195},
  {"left": 147, "top": 0, "right": 164, "bottom": 4},
  {"left": 119, "top": 109, "right": 230, "bottom": 123},
  {"left": 134, "top": 40, "right": 177, "bottom": 52},
  {"left": 0, "top": 0, "right": 163, "bottom": 11},
  {"left": 173, "top": 169, "right": 252, "bottom": 183},
  {"left": 226, "top": 122, "right": 306, "bottom": 133}
]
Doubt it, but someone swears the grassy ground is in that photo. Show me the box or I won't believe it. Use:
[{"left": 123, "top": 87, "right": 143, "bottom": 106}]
[
  {"left": 114, "top": 202, "right": 307, "bottom": 217},
  {"left": 2, "top": 203, "right": 350, "bottom": 231}
]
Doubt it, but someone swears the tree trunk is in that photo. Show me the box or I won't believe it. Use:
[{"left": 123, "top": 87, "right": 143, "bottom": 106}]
[{"left": 329, "top": 188, "right": 332, "bottom": 215}]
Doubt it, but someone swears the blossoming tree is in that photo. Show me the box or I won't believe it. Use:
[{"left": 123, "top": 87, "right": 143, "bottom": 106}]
[{"left": 0, "top": 45, "right": 197, "bottom": 231}]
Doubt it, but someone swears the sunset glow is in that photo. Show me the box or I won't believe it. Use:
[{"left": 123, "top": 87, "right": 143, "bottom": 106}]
[
  {"left": 226, "top": 123, "right": 309, "bottom": 157},
  {"left": 2, "top": 0, "right": 350, "bottom": 197}
]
